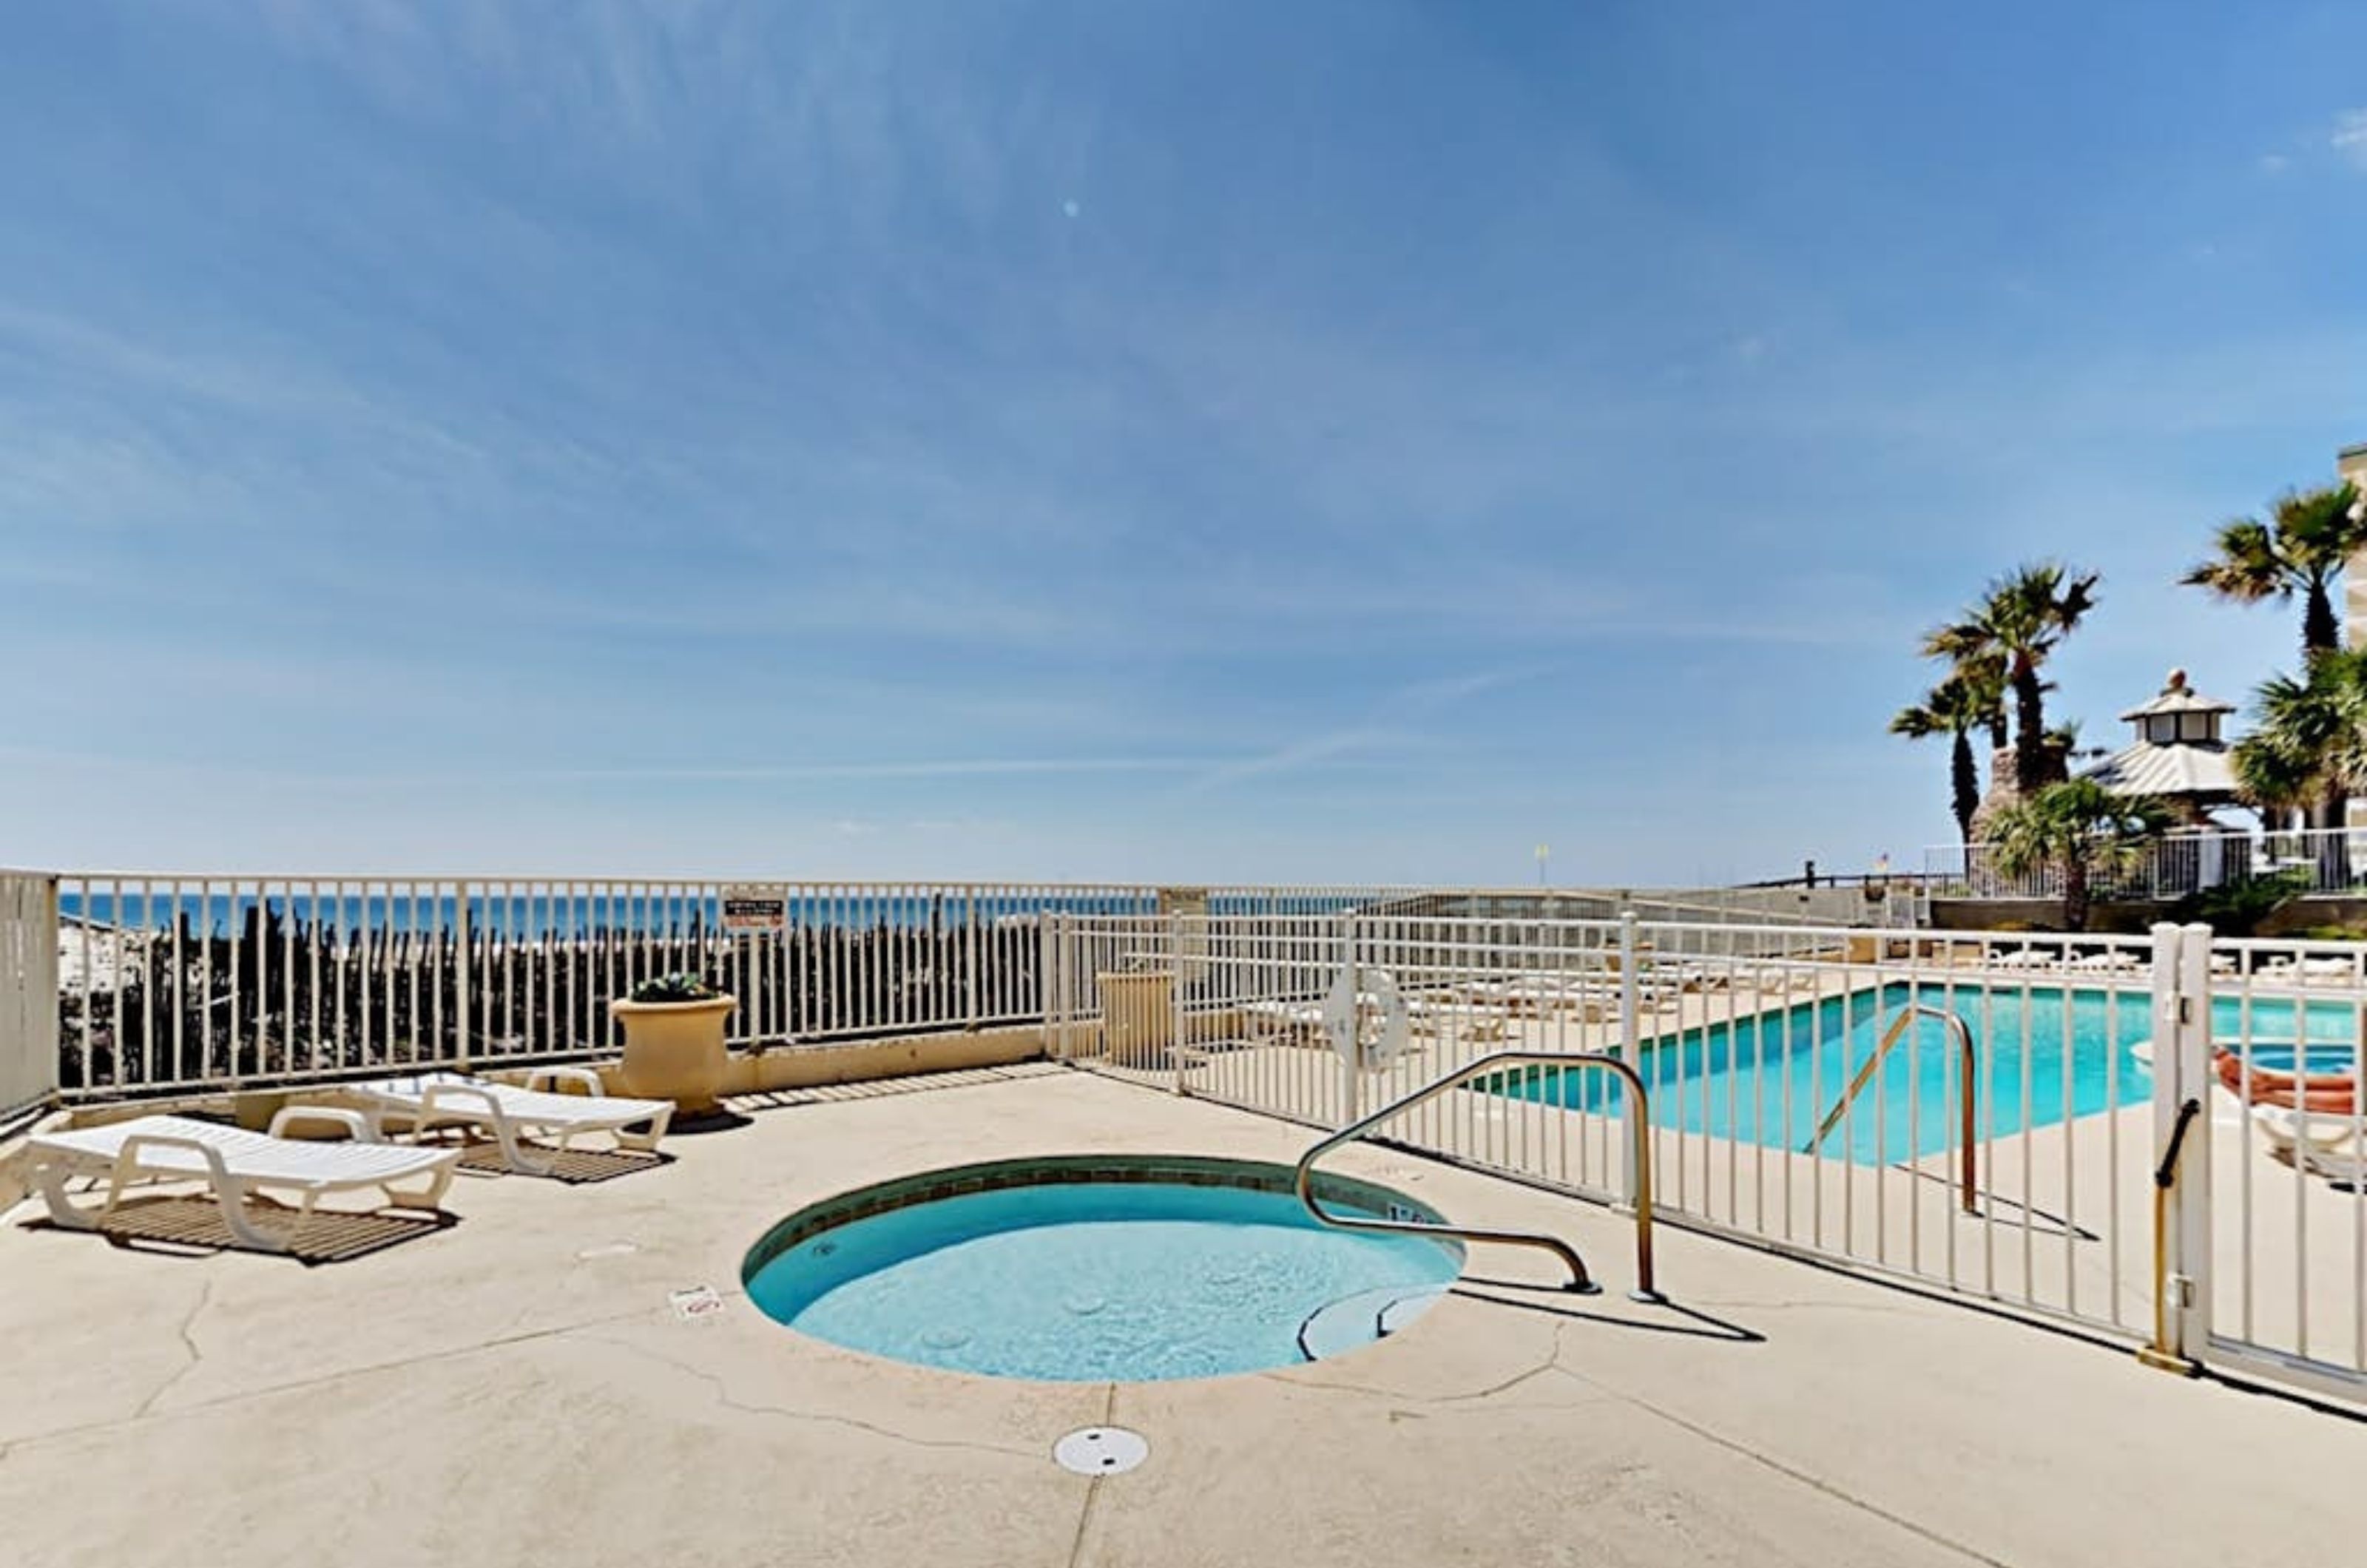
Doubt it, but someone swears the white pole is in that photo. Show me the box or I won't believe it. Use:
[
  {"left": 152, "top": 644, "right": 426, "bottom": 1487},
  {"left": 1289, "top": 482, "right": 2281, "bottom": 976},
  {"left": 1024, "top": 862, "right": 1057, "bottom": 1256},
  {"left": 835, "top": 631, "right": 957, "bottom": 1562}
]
[{"left": 1618, "top": 909, "right": 1641, "bottom": 1206}]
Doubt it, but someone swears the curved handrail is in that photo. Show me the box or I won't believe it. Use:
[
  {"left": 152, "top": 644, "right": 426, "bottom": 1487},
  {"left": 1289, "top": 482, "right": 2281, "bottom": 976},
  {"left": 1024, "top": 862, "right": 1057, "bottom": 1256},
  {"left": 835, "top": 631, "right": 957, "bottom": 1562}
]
[
  {"left": 1800, "top": 1003, "right": 1979, "bottom": 1215},
  {"left": 1294, "top": 1050, "right": 1658, "bottom": 1301}
]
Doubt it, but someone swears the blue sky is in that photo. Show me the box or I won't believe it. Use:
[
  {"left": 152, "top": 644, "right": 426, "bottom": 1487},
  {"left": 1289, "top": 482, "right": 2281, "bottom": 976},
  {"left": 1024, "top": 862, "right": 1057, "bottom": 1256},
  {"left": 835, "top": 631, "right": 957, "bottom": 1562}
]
[{"left": 3, "top": 1, "right": 2364, "bottom": 884}]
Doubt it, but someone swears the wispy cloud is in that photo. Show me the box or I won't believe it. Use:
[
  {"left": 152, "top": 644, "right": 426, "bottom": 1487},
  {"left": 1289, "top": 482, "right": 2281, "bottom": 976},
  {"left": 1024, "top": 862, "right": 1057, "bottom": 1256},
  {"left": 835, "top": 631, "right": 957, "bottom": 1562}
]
[
  {"left": 1186, "top": 666, "right": 1550, "bottom": 792},
  {"left": 2334, "top": 109, "right": 2367, "bottom": 169}
]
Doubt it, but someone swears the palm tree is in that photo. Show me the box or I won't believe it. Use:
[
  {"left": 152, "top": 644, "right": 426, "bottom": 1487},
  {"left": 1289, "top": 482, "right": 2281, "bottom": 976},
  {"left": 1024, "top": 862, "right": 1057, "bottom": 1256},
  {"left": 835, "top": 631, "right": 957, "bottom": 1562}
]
[
  {"left": 1922, "top": 563, "right": 2101, "bottom": 795},
  {"left": 2182, "top": 483, "right": 2367, "bottom": 664},
  {"left": 1986, "top": 779, "right": 2170, "bottom": 931},
  {"left": 1890, "top": 677, "right": 1998, "bottom": 845},
  {"left": 2232, "top": 648, "right": 2367, "bottom": 831}
]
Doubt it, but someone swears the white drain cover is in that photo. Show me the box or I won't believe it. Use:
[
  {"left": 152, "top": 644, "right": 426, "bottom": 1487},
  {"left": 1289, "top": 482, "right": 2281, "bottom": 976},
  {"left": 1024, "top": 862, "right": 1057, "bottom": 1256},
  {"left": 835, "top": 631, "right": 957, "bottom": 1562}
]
[
  {"left": 669, "top": 1285, "right": 724, "bottom": 1323},
  {"left": 1053, "top": 1426, "right": 1149, "bottom": 1476}
]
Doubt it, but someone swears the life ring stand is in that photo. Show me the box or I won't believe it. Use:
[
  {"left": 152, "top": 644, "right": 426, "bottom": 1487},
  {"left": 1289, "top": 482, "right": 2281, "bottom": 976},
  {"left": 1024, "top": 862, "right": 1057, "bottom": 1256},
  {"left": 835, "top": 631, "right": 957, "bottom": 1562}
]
[{"left": 1324, "top": 965, "right": 1413, "bottom": 1072}]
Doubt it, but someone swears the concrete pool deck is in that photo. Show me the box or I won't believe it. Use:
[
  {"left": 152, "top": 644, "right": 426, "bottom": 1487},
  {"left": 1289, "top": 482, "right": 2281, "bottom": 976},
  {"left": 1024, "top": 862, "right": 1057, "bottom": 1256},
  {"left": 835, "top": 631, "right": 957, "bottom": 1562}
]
[{"left": 4, "top": 1064, "right": 2364, "bottom": 1567}]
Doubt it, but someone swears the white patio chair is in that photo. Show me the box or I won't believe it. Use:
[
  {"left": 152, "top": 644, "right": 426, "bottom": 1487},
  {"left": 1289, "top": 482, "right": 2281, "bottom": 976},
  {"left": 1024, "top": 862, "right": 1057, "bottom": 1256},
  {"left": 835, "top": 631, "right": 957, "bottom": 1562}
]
[
  {"left": 341, "top": 1069, "right": 674, "bottom": 1177},
  {"left": 27, "top": 1112, "right": 460, "bottom": 1255}
]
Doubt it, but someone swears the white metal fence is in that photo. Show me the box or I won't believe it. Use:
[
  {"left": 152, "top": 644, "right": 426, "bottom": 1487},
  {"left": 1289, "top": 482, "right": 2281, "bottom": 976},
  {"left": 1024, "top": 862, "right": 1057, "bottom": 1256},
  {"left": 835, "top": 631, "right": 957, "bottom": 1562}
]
[
  {"left": 1929, "top": 827, "right": 2367, "bottom": 902},
  {"left": 48, "top": 876, "right": 1398, "bottom": 1101},
  {"left": 1048, "top": 910, "right": 2367, "bottom": 1408},
  {"left": 0, "top": 872, "right": 58, "bottom": 1118}
]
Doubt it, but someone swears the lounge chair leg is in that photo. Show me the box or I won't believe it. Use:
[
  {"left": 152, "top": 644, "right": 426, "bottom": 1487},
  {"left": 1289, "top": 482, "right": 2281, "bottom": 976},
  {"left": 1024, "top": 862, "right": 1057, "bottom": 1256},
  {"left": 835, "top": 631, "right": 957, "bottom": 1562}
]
[
  {"left": 615, "top": 1106, "right": 673, "bottom": 1152},
  {"left": 490, "top": 1112, "right": 558, "bottom": 1177},
  {"left": 32, "top": 1160, "right": 101, "bottom": 1231},
  {"left": 383, "top": 1160, "right": 457, "bottom": 1212},
  {"left": 202, "top": 1170, "right": 294, "bottom": 1254}
]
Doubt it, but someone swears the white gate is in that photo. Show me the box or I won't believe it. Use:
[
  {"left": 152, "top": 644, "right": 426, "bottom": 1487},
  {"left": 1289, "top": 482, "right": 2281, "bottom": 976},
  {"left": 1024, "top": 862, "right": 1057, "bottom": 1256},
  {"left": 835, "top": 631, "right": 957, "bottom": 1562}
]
[{"left": 2153, "top": 922, "right": 2367, "bottom": 1407}]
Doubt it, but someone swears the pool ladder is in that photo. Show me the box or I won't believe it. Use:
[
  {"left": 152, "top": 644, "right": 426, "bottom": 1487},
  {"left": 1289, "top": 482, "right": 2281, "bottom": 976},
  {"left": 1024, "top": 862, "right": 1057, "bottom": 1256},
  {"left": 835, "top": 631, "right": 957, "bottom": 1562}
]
[
  {"left": 1293, "top": 1050, "right": 1661, "bottom": 1302},
  {"left": 1798, "top": 1003, "right": 1980, "bottom": 1215}
]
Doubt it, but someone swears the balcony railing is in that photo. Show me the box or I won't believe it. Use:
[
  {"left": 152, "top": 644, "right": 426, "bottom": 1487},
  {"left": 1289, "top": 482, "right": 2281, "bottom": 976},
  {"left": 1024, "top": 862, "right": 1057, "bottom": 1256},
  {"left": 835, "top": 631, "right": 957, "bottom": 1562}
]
[{"left": 1925, "top": 828, "right": 2367, "bottom": 902}]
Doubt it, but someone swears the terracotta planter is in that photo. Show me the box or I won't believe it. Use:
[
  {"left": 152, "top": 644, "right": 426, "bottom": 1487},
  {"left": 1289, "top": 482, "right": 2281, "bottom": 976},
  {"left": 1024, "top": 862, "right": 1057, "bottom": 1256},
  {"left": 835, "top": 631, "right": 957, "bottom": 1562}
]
[{"left": 609, "top": 994, "right": 737, "bottom": 1113}]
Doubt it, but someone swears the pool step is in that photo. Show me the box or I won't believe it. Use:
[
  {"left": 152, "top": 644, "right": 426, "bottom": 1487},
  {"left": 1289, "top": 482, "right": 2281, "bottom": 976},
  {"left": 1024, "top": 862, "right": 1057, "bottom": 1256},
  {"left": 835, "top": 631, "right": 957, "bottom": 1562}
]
[{"left": 1294, "top": 1284, "right": 1451, "bottom": 1362}]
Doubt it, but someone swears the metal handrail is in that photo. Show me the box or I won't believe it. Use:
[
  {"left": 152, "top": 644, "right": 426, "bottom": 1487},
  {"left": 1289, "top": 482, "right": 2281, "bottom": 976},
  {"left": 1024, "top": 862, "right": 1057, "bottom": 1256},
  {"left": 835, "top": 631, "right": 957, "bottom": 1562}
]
[
  {"left": 1799, "top": 1003, "right": 1979, "bottom": 1215},
  {"left": 1293, "top": 1050, "right": 1659, "bottom": 1302}
]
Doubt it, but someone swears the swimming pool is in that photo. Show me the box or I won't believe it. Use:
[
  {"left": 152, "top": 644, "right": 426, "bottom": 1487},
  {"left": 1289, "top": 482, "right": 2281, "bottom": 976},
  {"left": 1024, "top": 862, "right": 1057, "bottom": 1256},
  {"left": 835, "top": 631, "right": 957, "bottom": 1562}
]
[
  {"left": 1490, "top": 983, "right": 2361, "bottom": 1163},
  {"left": 743, "top": 1156, "right": 1464, "bottom": 1381}
]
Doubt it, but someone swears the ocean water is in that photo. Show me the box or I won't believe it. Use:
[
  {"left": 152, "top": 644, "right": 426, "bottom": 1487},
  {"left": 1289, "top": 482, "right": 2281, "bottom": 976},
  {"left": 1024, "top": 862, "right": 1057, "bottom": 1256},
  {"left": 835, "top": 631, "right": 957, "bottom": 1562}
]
[{"left": 58, "top": 888, "right": 1355, "bottom": 939}]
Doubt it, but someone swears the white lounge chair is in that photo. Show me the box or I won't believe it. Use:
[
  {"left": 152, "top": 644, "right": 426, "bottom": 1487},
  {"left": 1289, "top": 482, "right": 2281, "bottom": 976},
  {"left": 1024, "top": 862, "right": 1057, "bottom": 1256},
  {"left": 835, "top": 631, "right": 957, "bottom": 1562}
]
[
  {"left": 342, "top": 1069, "right": 673, "bottom": 1177},
  {"left": 2249, "top": 1104, "right": 2363, "bottom": 1177},
  {"left": 28, "top": 1111, "right": 460, "bottom": 1254},
  {"left": 1241, "top": 998, "right": 1326, "bottom": 1044}
]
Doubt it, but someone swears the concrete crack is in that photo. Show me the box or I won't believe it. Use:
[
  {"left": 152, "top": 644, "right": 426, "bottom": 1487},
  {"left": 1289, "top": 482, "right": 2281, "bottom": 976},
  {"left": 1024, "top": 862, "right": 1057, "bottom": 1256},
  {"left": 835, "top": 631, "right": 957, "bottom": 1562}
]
[
  {"left": 1581, "top": 1381, "right": 2013, "bottom": 1568},
  {"left": 134, "top": 1275, "right": 214, "bottom": 1419},
  {"left": 1063, "top": 1382, "right": 1121, "bottom": 1568},
  {"left": 0, "top": 1302, "right": 663, "bottom": 1456},
  {"left": 583, "top": 1334, "right": 1043, "bottom": 1462},
  {"left": 1267, "top": 1321, "right": 1573, "bottom": 1408}
]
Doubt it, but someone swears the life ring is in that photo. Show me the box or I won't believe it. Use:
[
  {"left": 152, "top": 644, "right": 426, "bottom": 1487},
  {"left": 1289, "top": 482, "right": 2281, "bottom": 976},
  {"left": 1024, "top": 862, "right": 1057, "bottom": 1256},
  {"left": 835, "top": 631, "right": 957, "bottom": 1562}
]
[
  {"left": 2213, "top": 1049, "right": 2359, "bottom": 1115},
  {"left": 1323, "top": 965, "right": 1412, "bottom": 1072}
]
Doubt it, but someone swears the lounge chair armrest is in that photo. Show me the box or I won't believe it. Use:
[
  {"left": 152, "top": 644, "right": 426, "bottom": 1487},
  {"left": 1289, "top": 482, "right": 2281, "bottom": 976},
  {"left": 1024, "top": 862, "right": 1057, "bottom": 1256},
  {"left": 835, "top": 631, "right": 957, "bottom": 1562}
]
[
  {"left": 419, "top": 1084, "right": 505, "bottom": 1118},
  {"left": 268, "top": 1106, "right": 373, "bottom": 1141},
  {"left": 525, "top": 1066, "right": 606, "bottom": 1097},
  {"left": 112, "top": 1132, "right": 234, "bottom": 1185}
]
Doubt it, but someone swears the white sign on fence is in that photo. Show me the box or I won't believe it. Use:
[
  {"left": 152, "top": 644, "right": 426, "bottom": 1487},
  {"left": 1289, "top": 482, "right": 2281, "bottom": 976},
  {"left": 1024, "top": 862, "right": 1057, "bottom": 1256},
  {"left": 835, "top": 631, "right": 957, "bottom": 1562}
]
[{"left": 721, "top": 885, "right": 788, "bottom": 932}]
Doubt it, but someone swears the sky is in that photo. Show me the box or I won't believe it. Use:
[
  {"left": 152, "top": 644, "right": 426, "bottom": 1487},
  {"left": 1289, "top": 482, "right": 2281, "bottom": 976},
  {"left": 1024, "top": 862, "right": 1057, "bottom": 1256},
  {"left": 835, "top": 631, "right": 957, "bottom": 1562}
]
[{"left": 2, "top": 1, "right": 2365, "bottom": 886}]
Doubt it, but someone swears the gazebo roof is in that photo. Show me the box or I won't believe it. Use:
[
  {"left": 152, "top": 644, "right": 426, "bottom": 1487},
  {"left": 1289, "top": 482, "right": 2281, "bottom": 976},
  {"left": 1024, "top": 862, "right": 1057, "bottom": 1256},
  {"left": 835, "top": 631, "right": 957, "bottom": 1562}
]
[
  {"left": 2081, "top": 740, "right": 2237, "bottom": 800},
  {"left": 2118, "top": 669, "right": 2233, "bottom": 722}
]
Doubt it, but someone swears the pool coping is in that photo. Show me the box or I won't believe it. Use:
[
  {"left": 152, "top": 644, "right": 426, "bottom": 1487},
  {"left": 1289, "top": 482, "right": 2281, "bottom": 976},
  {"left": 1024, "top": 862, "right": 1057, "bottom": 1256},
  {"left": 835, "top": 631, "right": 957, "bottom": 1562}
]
[{"left": 740, "top": 1152, "right": 1462, "bottom": 1283}]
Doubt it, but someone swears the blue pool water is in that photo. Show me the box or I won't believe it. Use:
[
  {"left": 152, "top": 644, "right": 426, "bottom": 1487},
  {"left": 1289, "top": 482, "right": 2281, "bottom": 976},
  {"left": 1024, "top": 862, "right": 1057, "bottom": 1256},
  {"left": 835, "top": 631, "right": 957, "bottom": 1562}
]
[
  {"left": 744, "top": 1173, "right": 1462, "bottom": 1382},
  {"left": 1493, "top": 984, "right": 2362, "bottom": 1163}
]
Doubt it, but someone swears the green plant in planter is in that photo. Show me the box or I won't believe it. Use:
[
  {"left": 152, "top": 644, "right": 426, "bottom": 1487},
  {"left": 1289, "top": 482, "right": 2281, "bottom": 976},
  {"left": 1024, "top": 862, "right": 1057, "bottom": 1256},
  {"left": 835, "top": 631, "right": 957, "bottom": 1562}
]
[{"left": 629, "top": 972, "right": 721, "bottom": 1004}]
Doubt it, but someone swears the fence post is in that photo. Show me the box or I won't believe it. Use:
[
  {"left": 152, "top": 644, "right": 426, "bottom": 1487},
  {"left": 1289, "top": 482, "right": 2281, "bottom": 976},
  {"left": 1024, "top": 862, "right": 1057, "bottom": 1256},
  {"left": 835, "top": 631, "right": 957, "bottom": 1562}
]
[
  {"left": 1046, "top": 909, "right": 1065, "bottom": 1070},
  {"left": 1170, "top": 911, "right": 1188, "bottom": 1096},
  {"left": 454, "top": 888, "right": 472, "bottom": 1070},
  {"left": 2141, "top": 921, "right": 2212, "bottom": 1373},
  {"left": 0, "top": 873, "right": 61, "bottom": 1118},
  {"left": 965, "top": 892, "right": 980, "bottom": 1031},
  {"left": 1616, "top": 910, "right": 1640, "bottom": 1050},
  {"left": 1618, "top": 909, "right": 1641, "bottom": 1205},
  {"left": 1340, "top": 911, "right": 1360, "bottom": 1127}
]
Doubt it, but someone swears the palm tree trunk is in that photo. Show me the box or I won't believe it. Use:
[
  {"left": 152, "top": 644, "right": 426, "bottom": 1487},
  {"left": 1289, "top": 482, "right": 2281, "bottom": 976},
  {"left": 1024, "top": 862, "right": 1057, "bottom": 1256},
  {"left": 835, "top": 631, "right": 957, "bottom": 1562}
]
[
  {"left": 2062, "top": 855, "right": 2090, "bottom": 933},
  {"left": 2012, "top": 660, "right": 2046, "bottom": 794},
  {"left": 1950, "top": 729, "right": 1979, "bottom": 845},
  {"left": 2305, "top": 575, "right": 2340, "bottom": 663}
]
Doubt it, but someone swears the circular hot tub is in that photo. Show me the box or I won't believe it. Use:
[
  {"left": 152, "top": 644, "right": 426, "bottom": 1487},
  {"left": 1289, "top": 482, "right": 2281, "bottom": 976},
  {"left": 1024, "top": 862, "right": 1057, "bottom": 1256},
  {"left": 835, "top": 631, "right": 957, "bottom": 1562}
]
[{"left": 742, "top": 1155, "right": 1463, "bottom": 1382}]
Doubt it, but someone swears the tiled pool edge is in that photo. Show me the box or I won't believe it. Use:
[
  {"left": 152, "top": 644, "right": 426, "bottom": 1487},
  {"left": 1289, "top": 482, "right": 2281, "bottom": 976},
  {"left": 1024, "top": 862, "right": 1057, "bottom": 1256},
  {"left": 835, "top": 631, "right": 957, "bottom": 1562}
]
[{"left": 740, "top": 1152, "right": 1459, "bottom": 1283}]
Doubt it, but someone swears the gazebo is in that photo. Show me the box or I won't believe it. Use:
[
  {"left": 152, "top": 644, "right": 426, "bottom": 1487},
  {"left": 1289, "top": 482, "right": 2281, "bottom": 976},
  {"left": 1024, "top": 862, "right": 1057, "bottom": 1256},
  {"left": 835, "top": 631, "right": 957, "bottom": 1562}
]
[{"left": 2079, "top": 669, "right": 2241, "bottom": 826}]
